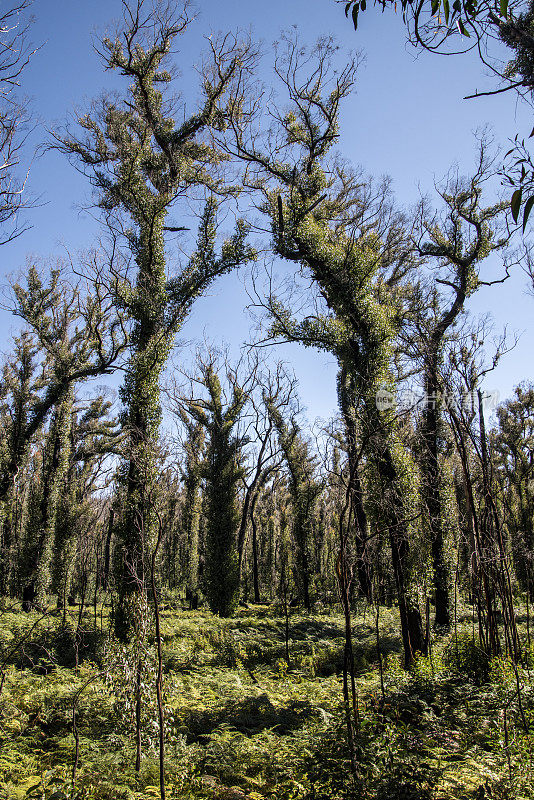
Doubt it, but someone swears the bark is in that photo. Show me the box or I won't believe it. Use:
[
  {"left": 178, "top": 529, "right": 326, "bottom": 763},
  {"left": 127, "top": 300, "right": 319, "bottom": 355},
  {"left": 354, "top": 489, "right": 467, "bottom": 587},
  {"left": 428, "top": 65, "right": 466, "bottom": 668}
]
[
  {"left": 378, "top": 443, "right": 426, "bottom": 667},
  {"left": 422, "top": 367, "right": 450, "bottom": 627}
]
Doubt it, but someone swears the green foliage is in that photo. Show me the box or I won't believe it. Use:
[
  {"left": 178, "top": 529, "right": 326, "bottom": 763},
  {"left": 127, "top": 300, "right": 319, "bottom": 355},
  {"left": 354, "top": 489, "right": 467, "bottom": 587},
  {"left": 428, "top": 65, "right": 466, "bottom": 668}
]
[
  {"left": 341, "top": 0, "right": 509, "bottom": 40},
  {"left": 184, "top": 359, "right": 248, "bottom": 617},
  {"left": 443, "top": 632, "right": 492, "bottom": 684},
  {"left": 3, "top": 603, "right": 534, "bottom": 799},
  {"left": 501, "top": 0, "right": 534, "bottom": 94},
  {"left": 374, "top": 760, "right": 437, "bottom": 800},
  {"left": 0, "top": 617, "right": 106, "bottom": 672},
  {"left": 494, "top": 383, "right": 534, "bottom": 594},
  {"left": 58, "top": 7, "right": 255, "bottom": 640},
  {"left": 267, "top": 402, "right": 321, "bottom": 609}
]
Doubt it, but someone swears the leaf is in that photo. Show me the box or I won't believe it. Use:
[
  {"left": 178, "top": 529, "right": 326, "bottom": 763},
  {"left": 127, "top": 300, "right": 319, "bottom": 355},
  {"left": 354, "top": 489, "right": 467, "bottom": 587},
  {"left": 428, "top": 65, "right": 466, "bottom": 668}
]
[
  {"left": 352, "top": 3, "right": 359, "bottom": 28},
  {"left": 500, "top": 0, "right": 508, "bottom": 16},
  {"left": 453, "top": 0, "right": 461, "bottom": 12},
  {"left": 511, "top": 188, "right": 523, "bottom": 223},
  {"left": 457, "top": 18, "right": 470, "bottom": 35},
  {"left": 345, "top": 2, "right": 352, "bottom": 16},
  {"left": 530, "top": 126, "right": 534, "bottom": 138},
  {"left": 443, "top": 0, "right": 450, "bottom": 24},
  {"left": 523, "top": 195, "right": 534, "bottom": 231},
  {"left": 431, "top": 0, "right": 440, "bottom": 14},
  {"left": 24, "top": 778, "right": 42, "bottom": 796}
]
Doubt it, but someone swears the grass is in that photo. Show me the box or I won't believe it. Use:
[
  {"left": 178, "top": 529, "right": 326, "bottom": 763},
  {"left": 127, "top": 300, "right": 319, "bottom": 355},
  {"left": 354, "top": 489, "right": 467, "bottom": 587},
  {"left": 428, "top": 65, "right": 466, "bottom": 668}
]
[{"left": 0, "top": 600, "right": 533, "bottom": 799}]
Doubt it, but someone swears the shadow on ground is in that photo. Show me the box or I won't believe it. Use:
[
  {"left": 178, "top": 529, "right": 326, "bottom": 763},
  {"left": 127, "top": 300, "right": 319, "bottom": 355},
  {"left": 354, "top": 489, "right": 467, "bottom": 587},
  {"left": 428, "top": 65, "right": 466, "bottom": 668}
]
[{"left": 180, "top": 693, "right": 317, "bottom": 741}]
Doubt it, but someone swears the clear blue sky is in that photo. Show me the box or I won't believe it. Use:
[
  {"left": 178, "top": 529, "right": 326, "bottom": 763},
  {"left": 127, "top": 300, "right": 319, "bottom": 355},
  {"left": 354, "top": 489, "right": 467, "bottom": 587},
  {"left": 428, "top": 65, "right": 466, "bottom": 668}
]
[{"left": 2, "top": 0, "right": 532, "bottom": 424}]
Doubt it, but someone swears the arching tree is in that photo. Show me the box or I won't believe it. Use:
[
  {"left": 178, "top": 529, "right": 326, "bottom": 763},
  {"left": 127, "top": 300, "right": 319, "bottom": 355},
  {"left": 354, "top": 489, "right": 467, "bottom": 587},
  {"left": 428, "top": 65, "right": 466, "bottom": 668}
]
[{"left": 230, "top": 36, "right": 427, "bottom": 664}]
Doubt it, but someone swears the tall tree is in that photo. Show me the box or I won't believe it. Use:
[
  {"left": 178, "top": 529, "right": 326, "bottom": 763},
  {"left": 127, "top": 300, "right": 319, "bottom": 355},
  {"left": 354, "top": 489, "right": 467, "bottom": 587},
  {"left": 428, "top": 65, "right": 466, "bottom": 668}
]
[
  {"left": 178, "top": 411, "right": 205, "bottom": 608},
  {"left": 230, "top": 37, "right": 426, "bottom": 664},
  {"left": 444, "top": 331, "right": 519, "bottom": 657},
  {"left": 50, "top": 395, "right": 119, "bottom": 607},
  {"left": 19, "top": 385, "right": 74, "bottom": 609},
  {"left": 0, "top": 331, "right": 38, "bottom": 595},
  {"left": 56, "top": 0, "right": 255, "bottom": 638},
  {"left": 236, "top": 363, "right": 290, "bottom": 575},
  {"left": 404, "top": 158, "right": 510, "bottom": 627},
  {"left": 494, "top": 384, "right": 534, "bottom": 600}
]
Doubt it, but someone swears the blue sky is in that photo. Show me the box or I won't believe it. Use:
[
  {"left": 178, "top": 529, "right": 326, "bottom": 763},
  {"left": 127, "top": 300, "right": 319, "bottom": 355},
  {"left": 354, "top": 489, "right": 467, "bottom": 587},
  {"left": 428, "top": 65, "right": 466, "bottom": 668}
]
[{"left": 2, "top": 0, "right": 532, "bottom": 424}]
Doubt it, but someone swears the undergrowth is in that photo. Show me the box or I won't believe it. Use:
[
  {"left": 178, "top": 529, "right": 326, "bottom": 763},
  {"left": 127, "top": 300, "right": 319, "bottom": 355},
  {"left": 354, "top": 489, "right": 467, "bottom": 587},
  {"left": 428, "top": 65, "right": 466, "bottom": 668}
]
[{"left": 0, "top": 602, "right": 533, "bottom": 799}]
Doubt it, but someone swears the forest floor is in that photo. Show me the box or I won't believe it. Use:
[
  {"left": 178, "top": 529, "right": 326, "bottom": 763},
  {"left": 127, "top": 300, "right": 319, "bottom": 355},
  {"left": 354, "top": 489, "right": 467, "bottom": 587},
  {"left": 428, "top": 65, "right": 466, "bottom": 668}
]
[{"left": 0, "top": 600, "right": 533, "bottom": 800}]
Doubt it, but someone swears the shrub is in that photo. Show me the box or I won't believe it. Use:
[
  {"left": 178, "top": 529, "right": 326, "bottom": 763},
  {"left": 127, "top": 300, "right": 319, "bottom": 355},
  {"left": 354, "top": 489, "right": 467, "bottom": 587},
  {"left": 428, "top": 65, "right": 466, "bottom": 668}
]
[
  {"left": 443, "top": 632, "right": 491, "bottom": 685},
  {"left": 375, "top": 771, "right": 434, "bottom": 800}
]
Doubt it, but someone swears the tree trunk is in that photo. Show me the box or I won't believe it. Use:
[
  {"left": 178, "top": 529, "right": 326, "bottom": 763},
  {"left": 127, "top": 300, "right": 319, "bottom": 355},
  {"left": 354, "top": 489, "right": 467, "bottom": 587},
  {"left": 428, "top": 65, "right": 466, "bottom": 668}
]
[
  {"left": 250, "top": 494, "right": 261, "bottom": 603},
  {"left": 378, "top": 443, "right": 426, "bottom": 667},
  {"left": 422, "top": 370, "right": 450, "bottom": 627},
  {"left": 102, "top": 508, "right": 114, "bottom": 592}
]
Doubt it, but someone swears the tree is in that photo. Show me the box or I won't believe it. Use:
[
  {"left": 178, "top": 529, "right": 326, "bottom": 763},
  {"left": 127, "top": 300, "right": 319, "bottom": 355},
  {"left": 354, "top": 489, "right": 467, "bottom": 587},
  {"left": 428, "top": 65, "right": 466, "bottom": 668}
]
[
  {"left": 56, "top": 0, "right": 256, "bottom": 639},
  {"left": 19, "top": 385, "right": 74, "bottom": 609},
  {"left": 0, "top": 331, "right": 38, "bottom": 595},
  {"left": 0, "top": 263, "right": 127, "bottom": 505},
  {"left": 177, "top": 411, "right": 205, "bottom": 608},
  {"left": 494, "top": 383, "right": 534, "bottom": 600},
  {"left": 266, "top": 400, "right": 321, "bottom": 610},
  {"left": 230, "top": 36, "right": 427, "bottom": 665},
  {"left": 179, "top": 352, "right": 251, "bottom": 617},
  {"left": 444, "top": 329, "right": 520, "bottom": 657},
  {"left": 403, "top": 155, "right": 510, "bottom": 627},
  {"left": 50, "top": 395, "right": 119, "bottom": 608},
  {"left": 236, "top": 362, "right": 290, "bottom": 582}
]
